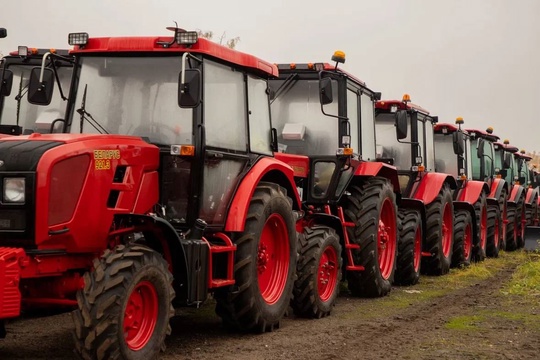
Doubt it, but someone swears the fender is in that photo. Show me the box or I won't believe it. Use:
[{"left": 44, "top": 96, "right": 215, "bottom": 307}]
[
  {"left": 354, "top": 161, "right": 400, "bottom": 194},
  {"left": 508, "top": 184, "right": 524, "bottom": 204},
  {"left": 525, "top": 187, "right": 539, "bottom": 206},
  {"left": 453, "top": 201, "right": 478, "bottom": 238},
  {"left": 225, "top": 157, "right": 301, "bottom": 232},
  {"left": 301, "top": 213, "right": 344, "bottom": 246},
  {"left": 412, "top": 172, "right": 457, "bottom": 206},
  {"left": 455, "top": 180, "right": 490, "bottom": 205},
  {"left": 488, "top": 178, "right": 508, "bottom": 200},
  {"left": 273, "top": 152, "right": 310, "bottom": 178}
]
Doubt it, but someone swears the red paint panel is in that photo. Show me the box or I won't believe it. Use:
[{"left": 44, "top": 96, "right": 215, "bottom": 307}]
[
  {"left": 273, "top": 153, "right": 309, "bottom": 178},
  {"left": 508, "top": 184, "right": 521, "bottom": 202},
  {"left": 456, "top": 180, "right": 488, "bottom": 204},
  {"left": 464, "top": 128, "right": 500, "bottom": 142},
  {"left": 132, "top": 171, "right": 160, "bottom": 214},
  {"left": 413, "top": 172, "right": 453, "bottom": 205},
  {"left": 225, "top": 157, "right": 300, "bottom": 232},
  {"left": 434, "top": 123, "right": 459, "bottom": 134},
  {"left": 354, "top": 162, "right": 400, "bottom": 193},
  {"left": 71, "top": 37, "right": 278, "bottom": 77},
  {"left": 0, "top": 247, "right": 25, "bottom": 319},
  {"left": 525, "top": 188, "right": 538, "bottom": 205}
]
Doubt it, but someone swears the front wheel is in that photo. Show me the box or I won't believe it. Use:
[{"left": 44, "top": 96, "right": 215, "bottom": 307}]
[
  {"left": 215, "top": 182, "right": 296, "bottom": 333},
  {"left": 486, "top": 205, "right": 501, "bottom": 258},
  {"left": 73, "top": 244, "right": 175, "bottom": 360},
  {"left": 451, "top": 209, "right": 473, "bottom": 268},
  {"left": 292, "top": 226, "right": 342, "bottom": 318},
  {"left": 472, "top": 193, "right": 488, "bottom": 262},
  {"left": 394, "top": 208, "right": 422, "bottom": 286}
]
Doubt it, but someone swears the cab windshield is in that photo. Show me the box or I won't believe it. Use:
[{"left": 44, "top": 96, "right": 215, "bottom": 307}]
[
  {"left": 0, "top": 62, "right": 72, "bottom": 134},
  {"left": 69, "top": 56, "right": 193, "bottom": 145}
]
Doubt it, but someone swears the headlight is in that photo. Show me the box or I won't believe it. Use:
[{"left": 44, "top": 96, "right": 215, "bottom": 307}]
[{"left": 3, "top": 178, "right": 25, "bottom": 203}]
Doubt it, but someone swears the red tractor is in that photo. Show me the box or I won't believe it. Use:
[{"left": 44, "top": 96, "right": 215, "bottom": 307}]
[
  {"left": 515, "top": 150, "right": 539, "bottom": 227},
  {"left": 268, "top": 52, "right": 400, "bottom": 317},
  {"left": 433, "top": 119, "right": 498, "bottom": 263},
  {"left": 0, "top": 28, "right": 302, "bottom": 358},
  {"left": 492, "top": 139, "right": 526, "bottom": 250},
  {"left": 375, "top": 95, "right": 457, "bottom": 282},
  {"left": 0, "top": 46, "right": 73, "bottom": 135}
]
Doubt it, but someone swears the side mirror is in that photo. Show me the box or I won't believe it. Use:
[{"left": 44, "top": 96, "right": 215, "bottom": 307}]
[
  {"left": 452, "top": 131, "right": 465, "bottom": 155},
  {"left": 28, "top": 67, "right": 55, "bottom": 105},
  {"left": 0, "top": 28, "right": 6, "bottom": 38},
  {"left": 0, "top": 69, "right": 13, "bottom": 96},
  {"left": 395, "top": 110, "right": 408, "bottom": 140},
  {"left": 319, "top": 77, "right": 333, "bottom": 105},
  {"left": 476, "top": 138, "right": 484, "bottom": 158},
  {"left": 503, "top": 153, "right": 511, "bottom": 169},
  {"left": 178, "top": 69, "right": 201, "bottom": 108}
]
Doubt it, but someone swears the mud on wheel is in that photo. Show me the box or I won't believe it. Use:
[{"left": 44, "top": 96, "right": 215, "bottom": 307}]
[
  {"left": 215, "top": 182, "right": 296, "bottom": 333},
  {"left": 292, "top": 226, "right": 342, "bottom": 318},
  {"left": 73, "top": 244, "right": 175, "bottom": 360},
  {"left": 486, "top": 205, "right": 501, "bottom": 258},
  {"left": 451, "top": 209, "right": 473, "bottom": 268},
  {"left": 342, "top": 177, "right": 397, "bottom": 297},
  {"left": 472, "top": 193, "right": 488, "bottom": 262},
  {"left": 394, "top": 208, "right": 422, "bottom": 286},
  {"left": 422, "top": 184, "right": 454, "bottom": 275}
]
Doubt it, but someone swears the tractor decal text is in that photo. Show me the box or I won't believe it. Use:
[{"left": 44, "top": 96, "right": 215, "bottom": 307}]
[{"left": 93, "top": 149, "right": 121, "bottom": 170}]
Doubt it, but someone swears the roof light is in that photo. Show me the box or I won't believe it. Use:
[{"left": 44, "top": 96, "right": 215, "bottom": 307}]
[
  {"left": 402, "top": 94, "right": 411, "bottom": 103},
  {"left": 314, "top": 63, "right": 324, "bottom": 71},
  {"left": 307, "top": 63, "right": 314, "bottom": 70},
  {"left": 520, "top": 149, "right": 526, "bottom": 154},
  {"left": 486, "top": 126, "right": 493, "bottom": 134},
  {"left": 331, "top": 50, "right": 346, "bottom": 64},
  {"left": 503, "top": 139, "right": 509, "bottom": 145},
  {"left": 68, "top": 32, "right": 89, "bottom": 46},
  {"left": 455, "top": 117, "right": 464, "bottom": 125},
  {"left": 176, "top": 31, "right": 198, "bottom": 45},
  {"left": 18, "top": 46, "right": 28, "bottom": 56},
  {"left": 337, "top": 147, "right": 353, "bottom": 156},
  {"left": 290, "top": 63, "right": 296, "bottom": 69}
]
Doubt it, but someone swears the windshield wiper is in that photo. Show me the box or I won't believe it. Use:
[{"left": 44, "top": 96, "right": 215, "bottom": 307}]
[{"left": 76, "top": 84, "right": 109, "bottom": 134}]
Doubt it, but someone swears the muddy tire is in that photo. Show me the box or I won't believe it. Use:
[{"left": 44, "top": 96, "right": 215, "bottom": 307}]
[
  {"left": 215, "top": 182, "right": 296, "bottom": 333},
  {"left": 486, "top": 205, "right": 501, "bottom": 258},
  {"left": 498, "top": 188, "right": 508, "bottom": 251},
  {"left": 342, "top": 177, "right": 397, "bottom": 297},
  {"left": 451, "top": 210, "right": 473, "bottom": 267},
  {"left": 73, "top": 244, "right": 175, "bottom": 360},
  {"left": 292, "top": 226, "right": 342, "bottom": 318},
  {"left": 505, "top": 204, "right": 519, "bottom": 251},
  {"left": 421, "top": 184, "right": 454, "bottom": 275},
  {"left": 517, "top": 200, "right": 527, "bottom": 249},
  {"left": 394, "top": 209, "right": 422, "bottom": 286},
  {"left": 472, "top": 193, "right": 488, "bottom": 262}
]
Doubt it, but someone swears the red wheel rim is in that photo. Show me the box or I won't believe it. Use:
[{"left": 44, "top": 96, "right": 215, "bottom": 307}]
[
  {"left": 317, "top": 245, "right": 338, "bottom": 302},
  {"left": 258, "top": 213, "right": 290, "bottom": 305},
  {"left": 463, "top": 222, "right": 472, "bottom": 260},
  {"left": 441, "top": 203, "right": 453, "bottom": 257},
  {"left": 378, "top": 198, "right": 396, "bottom": 280},
  {"left": 124, "top": 281, "right": 159, "bottom": 351},
  {"left": 413, "top": 224, "right": 422, "bottom": 273},
  {"left": 480, "top": 205, "right": 488, "bottom": 250},
  {"left": 493, "top": 216, "right": 500, "bottom": 248}
]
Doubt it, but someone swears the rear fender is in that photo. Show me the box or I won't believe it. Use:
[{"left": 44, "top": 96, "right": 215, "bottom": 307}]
[
  {"left": 412, "top": 173, "right": 457, "bottom": 205},
  {"left": 354, "top": 162, "right": 400, "bottom": 194},
  {"left": 525, "top": 187, "right": 539, "bottom": 206},
  {"left": 455, "top": 180, "right": 489, "bottom": 205},
  {"left": 488, "top": 178, "right": 508, "bottom": 200},
  {"left": 508, "top": 185, "right": 524, "bottom": 205},
  {"left": 453, "top": 201, "right": 478, "bottom": 237},
  {"left": 225, "top": 157, "right": 301, "bottom": 232}
]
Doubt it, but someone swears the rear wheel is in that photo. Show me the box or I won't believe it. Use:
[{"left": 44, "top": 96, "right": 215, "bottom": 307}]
[
  {"left": 506, "top": 204, "right": 518, "bottom": 251},
  {"left": 215, "top": 182, "right": 296, "bottom": 332},
  {"left": 342, "top": 177, "right": 397, "bottom": 297},
  {"left": 73, "top": 244, "right": 174, "bottom": 360},
  {"left": 472, "top": 193, "right": 488, "bottom": 262},
  {"left": 394, "top": 208, "right": 422, "bottom": 286},
  {"left": 517, "top": 202, "right": 527, "bottom": 249},
  {"left": 486, "top": 205, "right": 501, "bottom": 258},
  {"left": 292, "top": 226, "right": 342, "bottom": 318},
  {"left": 498, "top": 188, "right": 508, "bottom": 251},
  {"left": 422, "top": 185, "right": 454, "bottom": 275},
  {"left": 451, "top": 210, "right": 473, "bottom": 267}
]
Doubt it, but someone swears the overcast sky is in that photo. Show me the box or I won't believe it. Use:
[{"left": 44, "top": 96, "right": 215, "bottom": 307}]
[{"left": 2, "top": 0, "right": 539, "bottom": 152}]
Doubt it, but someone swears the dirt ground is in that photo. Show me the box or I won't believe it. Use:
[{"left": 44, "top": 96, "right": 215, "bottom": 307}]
[{"left": 1, "top": 251, "right": 538, "bottom": 360}]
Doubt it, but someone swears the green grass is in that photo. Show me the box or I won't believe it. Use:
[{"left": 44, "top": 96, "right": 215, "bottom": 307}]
[
  {"left": 503, "top": 252, "right": 540, "bottom": 297},
  {"left": 445, "top": 314, "right": 485, "bottom": 330}
]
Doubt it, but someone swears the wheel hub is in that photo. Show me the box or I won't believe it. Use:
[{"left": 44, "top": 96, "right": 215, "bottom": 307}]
[{"left": 258, "top": 244, "right": 270, "bottom": 274}]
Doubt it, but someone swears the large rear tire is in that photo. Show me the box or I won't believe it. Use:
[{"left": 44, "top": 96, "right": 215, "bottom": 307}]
[
  {"left": 472, "top": 193, "right": 488, "bottom": 262},
  {"left": 486, "top": 205, "right": 501, "bottom": 258},
  {"left": 451, "top": 209, "right": 473, "bottom": 268},
  {"left": 292, "top": 226, "right": 342, "bottom": 318},
  {"left": 73, "top": 244, "right": 175, "bottom": 360},
  {"left": 422, "top": 184, "right": 454, "bottom": 275},
  {"left": 498, "top": 188, "right": 508, "bottom": 251},
  {"left": 394, "top": 208, "right": 422, "bottom": 286},
  {"left": 342, "top": 177, "right": 397, "bottom": 297},
  {"left": 215, "top": 182, "right": 296, "bottom": 333},
  {"left": 505, "top": 204, "right": 519, "bottom": 251}
]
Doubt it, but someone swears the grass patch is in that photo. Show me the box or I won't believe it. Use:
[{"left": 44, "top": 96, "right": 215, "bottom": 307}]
[
  {"left": 503, "top": 252, "right": 540, "bottom": 297},
  {"left": 445, "top": 314, "right": 485, "bottom": 330}
]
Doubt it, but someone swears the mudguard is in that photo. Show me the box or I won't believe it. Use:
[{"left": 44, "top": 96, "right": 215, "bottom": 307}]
[
  {"left": 488, "top": 178, "right": 508, "bottom": 201},
  {"left": 302, "top": 213, "right": 344, "bottom": 246},
  {"left": 508, "top": 184, "right": 525, "bottom": 205},
  {"left": 525, "top": 187, "right": 539, "bottom": 206},
  {"left": 225, "top": 157, "right": 301, "bottom": 232},
  {"left": 412, "top": 172, "right": 457, "bottom": 206},
  {"left": 455, "top": 180, "right": 490, "bottom": 205},
  {"left": 354, "top": 161, "right": 400, "bottom": 194}
]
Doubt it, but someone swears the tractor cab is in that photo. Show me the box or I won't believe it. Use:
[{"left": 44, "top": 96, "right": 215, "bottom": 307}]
[
  {"left": 497, "top": 140, "right": 520, "bottom": 186},
  {"left": 0, "top": 47, "right": 73, "bottom": 135},
  {"left": 433, "top": 118, "right": 473, "bottom": 181},
  {"left": 375, "top": 94, "right": 439, "bottom": 196},
  {"left": 466, "top": 127, "right": 499, "bottom": 186}
]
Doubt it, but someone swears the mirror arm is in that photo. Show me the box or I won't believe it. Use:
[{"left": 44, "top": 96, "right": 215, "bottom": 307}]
[
  {"left": 38, "top": 52, "right": 52, "bottom": 83},
  {"left": 180, "top": 53, "right": 202, "bottom": 92}
]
